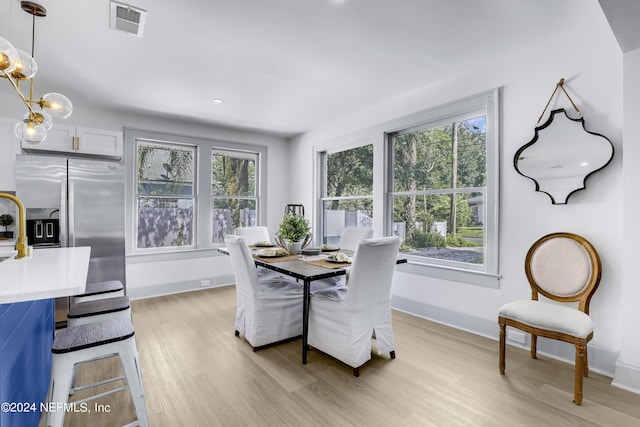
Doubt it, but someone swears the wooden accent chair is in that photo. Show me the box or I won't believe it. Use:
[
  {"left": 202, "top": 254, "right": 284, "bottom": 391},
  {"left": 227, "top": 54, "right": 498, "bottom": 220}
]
[{"left": 498, "top": 232, "right": 602, "bottom": 405}]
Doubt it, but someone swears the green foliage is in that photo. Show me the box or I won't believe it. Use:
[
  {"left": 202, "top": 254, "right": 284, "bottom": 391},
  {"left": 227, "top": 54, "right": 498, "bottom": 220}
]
[
  {"left": 408, "top": 230, "right": 446, "bottom": 248},
  {"left": 326, "top": 145, "right": 373, "bottom": 210},
  {"left": 278, "top": 214, "right": 311, "bottom": 241},
  {"left": 0, "top": 214, "right": 13, "bottom": 230},
  {"left": 445, "top": 234, "right": 481, "bottom": 247},
  {"left": 459, "top": 227, "right": 483, "bottom": 238},
  {"left": 392, "top": 116, "right": 486, "bottom": 242}
]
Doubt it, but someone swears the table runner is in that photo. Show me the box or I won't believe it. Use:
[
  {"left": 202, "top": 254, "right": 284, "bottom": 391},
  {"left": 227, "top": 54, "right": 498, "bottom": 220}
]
[
  {"left": 252, "top": 254, "right": 301, "bottom": 263},
  {"left": 305, "top": 259, "right": 351, "bottom": 269}
]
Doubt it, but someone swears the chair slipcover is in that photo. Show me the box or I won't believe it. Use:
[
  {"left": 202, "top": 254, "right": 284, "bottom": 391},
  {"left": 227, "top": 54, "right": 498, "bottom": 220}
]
[
  {"left": 235, "top": 226, "right": 291, "bottom": 281},
  {"left": 339, "top": 227, "right": 374, "bottom": 250},
  {"left": 312, "top": 227, "right": 374, "bottom": 292},
  {"left": 225, "top": 235, "right": 304, "bottom": 349},
  {"left": 308, "top": 236, "right": 401, "bottom": 373}
]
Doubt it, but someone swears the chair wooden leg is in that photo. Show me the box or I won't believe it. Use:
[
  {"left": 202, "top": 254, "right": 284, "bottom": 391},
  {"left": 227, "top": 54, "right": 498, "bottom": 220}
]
[
  {"left": 574, "top": 341, "right": 586, "bottom": 405},
  {"left": 584, "top": 347, "right": 589, "bottom": 377},
  {"left": 499, "top": 319, "right": 506, "bottom": 374},
  {"left": 352, "top": 367, "right": 360, "bottom": 377},
  {"left": 530, "top": 334, "right": 537, "bottom": 359},
  {"left": 390, "top": 350, "right": 396, "bottom": 359}
]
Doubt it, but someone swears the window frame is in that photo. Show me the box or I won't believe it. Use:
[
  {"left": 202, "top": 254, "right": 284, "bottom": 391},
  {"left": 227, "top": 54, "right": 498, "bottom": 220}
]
[
  {"left": 211, "top": 147, "right": 261, "bottom": 244},
  {"left": 135, "top": 139, "right": 198, "bottom": 252},
  {"left": 125, "top": 128, "right": 267, "bottom": 260},
  {"left": 318, "top": 143, "right": 374, "bottom": 245},
  {"left": 385, "top": 90, "right": 500, "bottom": 287}
]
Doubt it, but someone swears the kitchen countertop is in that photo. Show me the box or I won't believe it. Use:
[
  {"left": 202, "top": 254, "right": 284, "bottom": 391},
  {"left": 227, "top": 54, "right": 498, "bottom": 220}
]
[{"left": 0, "top": 246, "right": 91, "bottom": 304}]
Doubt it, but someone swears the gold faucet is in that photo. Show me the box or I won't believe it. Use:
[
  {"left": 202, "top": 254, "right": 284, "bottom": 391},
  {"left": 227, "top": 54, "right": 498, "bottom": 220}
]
[{"left": 0, "top": 193, "right": 30, "bottom": 259}]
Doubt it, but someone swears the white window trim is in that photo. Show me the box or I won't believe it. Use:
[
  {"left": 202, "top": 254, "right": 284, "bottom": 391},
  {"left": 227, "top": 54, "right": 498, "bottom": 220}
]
[
  {"left": 384, "top": 89, "right": 501, "bottom": 288},
  {"left": 124, "top": 128, "right": 267, "bottom": 260}
]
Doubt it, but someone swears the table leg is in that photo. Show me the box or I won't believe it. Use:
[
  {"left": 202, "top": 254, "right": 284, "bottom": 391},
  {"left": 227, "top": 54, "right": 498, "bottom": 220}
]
[{"left": 302, "top": 278, "right": 311, "bottom": 364}]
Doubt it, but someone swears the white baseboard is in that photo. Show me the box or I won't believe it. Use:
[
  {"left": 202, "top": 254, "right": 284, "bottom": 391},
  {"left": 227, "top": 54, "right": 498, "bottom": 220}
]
[
  {"left": 612, "top": 360, "right": 640, "bottom": 395},
  {"left": 391, "top": 295, "right": 622, "bottom": 379},
  {"left": 126, "top": 274, "right": 235, "bottom": 300}
]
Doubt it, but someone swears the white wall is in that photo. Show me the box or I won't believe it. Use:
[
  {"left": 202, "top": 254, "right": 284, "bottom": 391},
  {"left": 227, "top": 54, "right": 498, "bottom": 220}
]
[
  {"left": 0, "top": 101, "right": 291, "bottom": 299},
  {"left": 290, "top": 1, "right": 634, "bottom": 388},
  {"left": 615, "top": 47, "right": 640, "bottom": 393}
]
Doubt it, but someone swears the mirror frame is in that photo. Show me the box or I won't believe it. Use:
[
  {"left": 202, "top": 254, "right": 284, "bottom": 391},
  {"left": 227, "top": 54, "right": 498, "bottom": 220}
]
[{"left": 514, "top": 108, "right": 614, "bottom": 205}]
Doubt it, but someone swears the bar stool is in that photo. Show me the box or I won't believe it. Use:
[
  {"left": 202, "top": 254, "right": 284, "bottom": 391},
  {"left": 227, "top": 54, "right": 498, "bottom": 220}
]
[
  {"left": 67, "top": 296, "right": 131, "bottom": 327},
  {"left": 46, "top": 317, "right": 148, "bottom": 427},
  {"left": 71, "top": 280, "right": 125, "bottom": 305}
]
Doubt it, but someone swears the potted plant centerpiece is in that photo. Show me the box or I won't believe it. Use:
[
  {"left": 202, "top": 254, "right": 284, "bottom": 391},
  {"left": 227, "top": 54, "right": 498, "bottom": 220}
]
[
  {"left": 0, "top": 213, "right": 14, "bottom": 239},
  {"left": 275, "top": 213, "right": 312, "bottom": 255}
]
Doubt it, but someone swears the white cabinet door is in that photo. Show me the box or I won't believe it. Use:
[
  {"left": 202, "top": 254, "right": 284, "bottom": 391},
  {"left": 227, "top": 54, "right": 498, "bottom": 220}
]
[
  {"left": 23, "top": 125, "right": 76, "bottom": 153},
  {"left": 21, "top": 125, "right": 123, "bottom": 159},
  {"left": 75, "top": 127, "right": 123, "bottom": 157}
]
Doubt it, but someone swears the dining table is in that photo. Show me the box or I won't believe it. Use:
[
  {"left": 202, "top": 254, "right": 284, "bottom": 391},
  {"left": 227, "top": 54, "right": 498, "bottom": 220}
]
[{"left": 218, "top": 244, "right": 407, "bottom": 364}]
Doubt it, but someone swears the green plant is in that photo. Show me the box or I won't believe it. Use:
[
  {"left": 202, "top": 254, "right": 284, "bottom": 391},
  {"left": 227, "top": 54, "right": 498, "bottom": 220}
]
[
  {"left": 0, "top": 214, "right": 13, "bottom": 231},
  {"left": 277, "top": 214, "right": 311, "bottom": 241}
]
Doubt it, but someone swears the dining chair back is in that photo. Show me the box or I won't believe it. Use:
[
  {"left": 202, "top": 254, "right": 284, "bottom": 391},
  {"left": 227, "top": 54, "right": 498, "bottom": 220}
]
[
  {"left": 498, "top": 232, "right": 602, "bottom": 405},
  {"left": 339, "top": 227, "right": 374, "bottom": 250},
  {"left": 308, "top": 236, "right": 401, "bottom": 376},
  {"left": 225, "top": 235, "right": 303, "bottom": 350},
  {"left": 235, "top": 226, "right": 272, "bottom": 245}
]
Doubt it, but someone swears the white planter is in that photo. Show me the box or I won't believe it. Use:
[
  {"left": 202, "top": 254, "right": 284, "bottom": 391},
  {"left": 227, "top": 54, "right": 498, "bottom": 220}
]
[{"left": 285, "top": 239, "right": 303, "bottom": 255}]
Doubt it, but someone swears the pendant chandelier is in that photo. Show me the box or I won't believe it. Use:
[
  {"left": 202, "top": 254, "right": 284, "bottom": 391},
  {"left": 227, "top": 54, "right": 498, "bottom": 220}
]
[{"left": 0, "top": 1, "right": 72, "bottom": 144}]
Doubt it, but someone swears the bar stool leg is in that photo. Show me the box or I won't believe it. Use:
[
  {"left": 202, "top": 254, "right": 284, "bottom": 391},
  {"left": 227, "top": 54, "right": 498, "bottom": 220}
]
[
  {"left": 46, "top": 353, "right": 76, "bottom": 427},
  {"left": 120, "top": 336, "right": 149, "bottom": 427}
]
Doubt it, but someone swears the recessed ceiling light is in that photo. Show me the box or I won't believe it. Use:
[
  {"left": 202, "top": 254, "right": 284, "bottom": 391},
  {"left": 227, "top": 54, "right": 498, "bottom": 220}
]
[{"left": 213, "top": 98, "right": 224, "bottom": 104}]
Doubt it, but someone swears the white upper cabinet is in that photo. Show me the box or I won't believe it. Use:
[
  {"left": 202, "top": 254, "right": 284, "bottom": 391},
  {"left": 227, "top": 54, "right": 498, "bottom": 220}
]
[{"left": 21, "top": 125, "right": 123, "bottom": 159}]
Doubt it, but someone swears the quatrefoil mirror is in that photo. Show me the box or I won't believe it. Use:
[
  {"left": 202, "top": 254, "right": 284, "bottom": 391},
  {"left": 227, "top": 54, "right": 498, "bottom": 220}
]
[{"left": 514, "top": 82, "right": 614, "bottom": 205}]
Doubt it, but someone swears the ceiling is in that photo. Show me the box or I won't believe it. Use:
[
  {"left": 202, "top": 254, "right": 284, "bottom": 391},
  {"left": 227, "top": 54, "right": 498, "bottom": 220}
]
[{"left": 0, "top": 0, "right": 625, "bottom": 138}]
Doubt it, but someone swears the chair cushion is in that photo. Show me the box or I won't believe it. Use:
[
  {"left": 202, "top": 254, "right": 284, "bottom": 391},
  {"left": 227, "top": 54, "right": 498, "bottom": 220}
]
[
  {"left": 52, "top": 318, "right": 134, "bottom": 354},
  {"left": 499, "top": 300, "right": 593, "bottom": 338},
  {"left": 68, "top": 296, "right": 130, "bottom": 319}
]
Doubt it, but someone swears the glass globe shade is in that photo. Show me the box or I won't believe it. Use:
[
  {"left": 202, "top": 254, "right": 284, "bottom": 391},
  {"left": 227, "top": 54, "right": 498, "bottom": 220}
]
[
  {"left": 24, "top": 110, "right": 52, "bottom": 131},
  {"left": 0, "top": 37, "right": 19, "bottom": 74},
  {"left": 14, "top": 119, "right": 47, "bottom": 144},
  {"left": 40, "top": 92, "right": 72, "bottom": 119},
  {"left": 10, "top": 49, "right": 37, "bottom": 80}
]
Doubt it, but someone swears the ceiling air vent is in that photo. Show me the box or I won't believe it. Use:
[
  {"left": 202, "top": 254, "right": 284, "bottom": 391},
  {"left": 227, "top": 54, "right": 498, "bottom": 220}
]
[{"left": 110, "top": 1, "right": 147, "bottom": 37}]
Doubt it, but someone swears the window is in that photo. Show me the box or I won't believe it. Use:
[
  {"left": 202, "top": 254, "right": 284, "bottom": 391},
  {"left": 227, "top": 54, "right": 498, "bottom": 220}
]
[
  {"left": 211, "top": 149, "right": 259, "bottom": 243},
  {"left": 387, "top": 91, "right": 499, "bottom": 283},
  {"left": 136, "top": 140, "right": 196, "bottom": 250},
  {"left": 319, "top": 144, "right": 373, "bottom": 245},
  {"left": 127, "top": 128, "right": 266, "bottom": 257}
]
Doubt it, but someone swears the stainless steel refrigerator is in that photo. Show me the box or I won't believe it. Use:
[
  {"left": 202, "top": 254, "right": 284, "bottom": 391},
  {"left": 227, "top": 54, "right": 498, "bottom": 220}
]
[{"left": 16, "top": 154, "right": 126, "bottom": 325}]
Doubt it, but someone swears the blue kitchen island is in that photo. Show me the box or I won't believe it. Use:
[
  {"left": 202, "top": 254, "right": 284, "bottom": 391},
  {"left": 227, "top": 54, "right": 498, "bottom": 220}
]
[{"left": 0, "top": 246, "right": 90, "bottom": 426}]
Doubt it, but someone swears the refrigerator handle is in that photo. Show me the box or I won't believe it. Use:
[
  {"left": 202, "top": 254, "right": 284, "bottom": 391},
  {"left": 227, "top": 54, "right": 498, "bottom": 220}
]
[
  {"left": 68, "top": 180, "right": 75, "bottom": 247},
  {"left": 60, "top": 179, "right": 68, "bottom": 247}
]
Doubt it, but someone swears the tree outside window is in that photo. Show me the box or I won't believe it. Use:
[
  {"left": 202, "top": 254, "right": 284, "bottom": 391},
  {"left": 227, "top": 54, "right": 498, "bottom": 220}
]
[
  {"left": 320, "top": 144, "right": 373, "bottom": 246},
  {"left": 390, "top": 115, "right": 487, "bottom": 266},
  {"left": 211, "top": 149, "right": 258, "bottom": 243}
]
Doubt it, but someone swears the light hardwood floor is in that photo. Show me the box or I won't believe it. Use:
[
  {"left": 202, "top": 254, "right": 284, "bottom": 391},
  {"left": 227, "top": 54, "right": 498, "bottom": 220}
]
[{"left": 45, "top": 285, "right": 640, "bottom": 426}]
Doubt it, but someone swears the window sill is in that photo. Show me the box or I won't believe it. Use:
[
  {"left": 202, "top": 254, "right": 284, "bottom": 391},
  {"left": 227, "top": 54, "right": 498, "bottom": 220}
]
[
  {"left": 396, "top": 260, "right": 501, "bottom": 288},
  {"left": 126, "top": 248, "right": 224, "bottom": 264}
]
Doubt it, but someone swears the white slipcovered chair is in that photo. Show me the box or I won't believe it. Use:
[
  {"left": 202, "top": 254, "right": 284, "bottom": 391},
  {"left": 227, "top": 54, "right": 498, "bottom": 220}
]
[
  {"left": 235, "top": 226, "right": 291, "bottom": 280},
  {"left": 311, "top": 227, "right": 374, "bottom": 292},
  {"left": 498, "top": 232, "right": 602, "bottom": 405},
  {"left": 339, "top": 227, "right": 374, "bottom": 250},
  {"left": 234, "top": 226, "right": 272, "bottom": 245},
  {"left": 308, "top": 236, "right": 401, "bottom": 376},
  {"left": 225, "top": 235, "right": 304, "bottom": 350}
]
